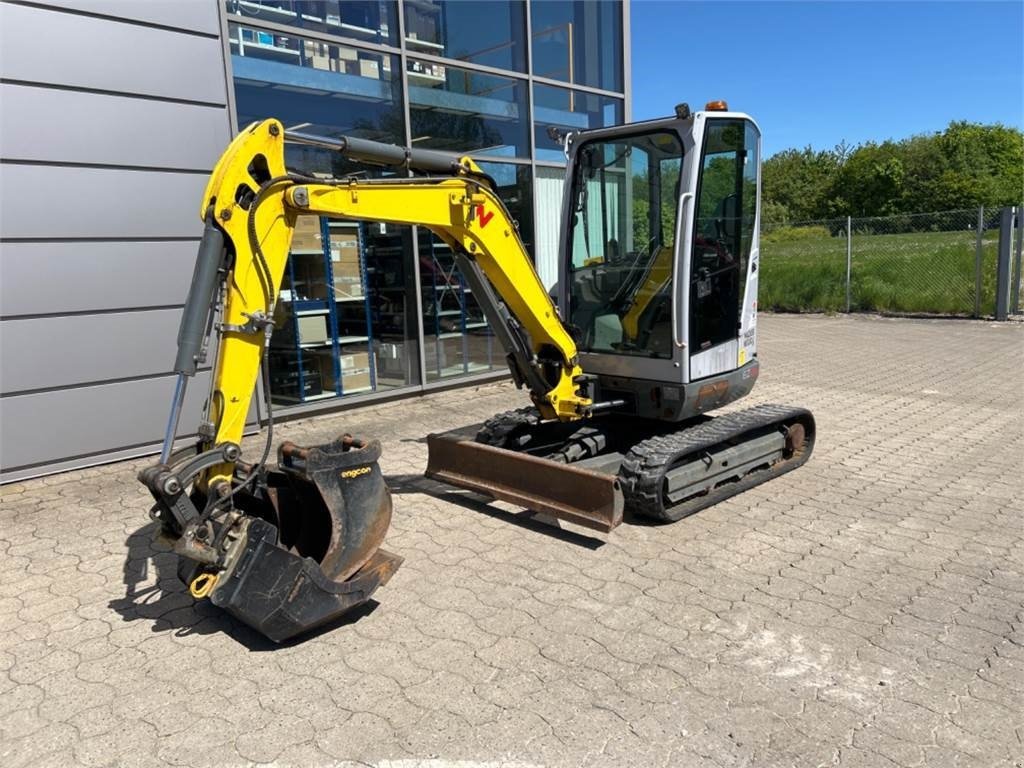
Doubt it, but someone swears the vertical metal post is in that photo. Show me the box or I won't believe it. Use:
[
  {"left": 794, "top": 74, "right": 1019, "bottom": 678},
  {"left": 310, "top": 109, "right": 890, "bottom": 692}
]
[
  {"left": 1011, "top": 205, "right": 1023, "bottom": 315},
  {"left": 995, "top": 207, "right": 1013, "bottom": 321},
  {"left": 396, "top": 0, "right": 429, "bottom": 389},
  {"left": 845, "top": 216, "right": 852, "bottom": 313},
  {"left": 974, "top": 205, "right": 984, "bottom": 317}
]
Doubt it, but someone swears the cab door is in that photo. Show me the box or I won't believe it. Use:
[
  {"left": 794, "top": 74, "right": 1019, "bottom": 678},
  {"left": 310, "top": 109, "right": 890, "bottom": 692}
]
[
  {"left": 559, "top": 126, "right": 692, "bottom": 386},
  {"left": 683, "top": 116, "right": 760, "bottom": 381}
]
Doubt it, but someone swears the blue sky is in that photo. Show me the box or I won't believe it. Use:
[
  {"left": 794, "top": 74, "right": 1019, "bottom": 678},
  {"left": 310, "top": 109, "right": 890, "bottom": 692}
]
[{"left": 630, "top": 0, "right": 1024, "bottom": 157}]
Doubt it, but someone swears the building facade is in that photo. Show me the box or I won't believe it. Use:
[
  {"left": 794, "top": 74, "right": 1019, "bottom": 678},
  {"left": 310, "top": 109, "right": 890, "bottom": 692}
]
[{"left": 0, "top": 0, "right": 630, "bottom": 481}]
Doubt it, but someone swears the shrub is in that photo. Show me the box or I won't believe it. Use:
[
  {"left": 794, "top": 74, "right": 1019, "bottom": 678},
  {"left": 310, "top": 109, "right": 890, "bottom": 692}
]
[{"left": 760, "top": 225, "right": 833, "bottom": 245}]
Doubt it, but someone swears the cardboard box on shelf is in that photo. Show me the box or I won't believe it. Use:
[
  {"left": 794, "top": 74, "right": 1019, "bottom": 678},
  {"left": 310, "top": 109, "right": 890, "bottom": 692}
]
[
  {"left": 359, "top": 59, "right": 380, "bottom": 80},
  {"left": 340, "top": 368, "right": 372, "bottom": 392},
  {"left": 272, "top": 312, "right": 329, "bottom": 346},
  {"left": 306, "top": 276, "right": 362, "bottom": 300},
  {"left": 306, "top": 348, "right": 374, "bottom": 394},
  {"left": 291, "top": 216, "right": 322, "bottom": 252},
  {"left": 329, "top": 232, "right": 359, "bottom": 259},
  {"left": 377, "top": 342, "right": 407, "bottom": 377},
  {"left": 295, "top": 314, "right": 329, "bottom": 345},
  {"left": 333, "top": 275, "right": 363, "bottom": 299},
  {"left": 332, "top": 255, "right": 361, "bottom": 278},
  {"left": 339, "top": 351, "right": 370, "bottom": 372},
  {"left": 303, "top": 40, "right": 330, "bottom": 71}
]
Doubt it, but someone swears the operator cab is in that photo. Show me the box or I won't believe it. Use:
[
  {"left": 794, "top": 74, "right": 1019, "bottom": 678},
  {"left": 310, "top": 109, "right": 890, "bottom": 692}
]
[{"left": 556, "top": 103, "right": 762, "bottom": 421}]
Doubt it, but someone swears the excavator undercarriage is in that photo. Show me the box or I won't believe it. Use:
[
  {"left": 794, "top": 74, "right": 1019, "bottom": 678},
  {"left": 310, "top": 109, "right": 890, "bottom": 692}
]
[{"left": 428, "top": 403, "right": 815, "bottom": 532}]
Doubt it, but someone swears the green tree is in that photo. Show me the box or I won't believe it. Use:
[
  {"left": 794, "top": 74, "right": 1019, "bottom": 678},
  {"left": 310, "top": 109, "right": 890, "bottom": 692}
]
[
  {"left": 762, "top": 146, "right": 842, "bottom": 221},
  {"left": 764, "top": 122, "right": 1024, "bottom": 220},
  {"left": 831, "top": 141, "right": 906, "bottom": 217}
]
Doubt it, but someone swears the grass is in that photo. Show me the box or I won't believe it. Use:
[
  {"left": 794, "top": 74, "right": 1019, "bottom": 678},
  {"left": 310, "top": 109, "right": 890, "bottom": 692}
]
[{"left": 759, "top": 228, "right": 1003, "bottom": 315}]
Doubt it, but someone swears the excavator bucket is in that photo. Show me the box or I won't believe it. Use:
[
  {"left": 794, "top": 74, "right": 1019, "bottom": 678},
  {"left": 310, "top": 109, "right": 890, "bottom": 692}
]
[{"left": 171, "top": 436, "right": 402, "bottom": 643}]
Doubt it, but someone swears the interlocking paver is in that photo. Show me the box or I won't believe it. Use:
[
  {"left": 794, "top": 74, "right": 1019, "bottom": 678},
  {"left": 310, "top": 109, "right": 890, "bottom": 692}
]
[{"left": 2, "top": 314, "right": 1023, "bottom": 767}]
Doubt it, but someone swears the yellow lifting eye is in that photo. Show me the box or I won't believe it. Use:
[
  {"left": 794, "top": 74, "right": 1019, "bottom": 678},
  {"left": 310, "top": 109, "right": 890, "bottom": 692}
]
[{"left": 189, "top": 572, "right": 219, "bottom": 599}]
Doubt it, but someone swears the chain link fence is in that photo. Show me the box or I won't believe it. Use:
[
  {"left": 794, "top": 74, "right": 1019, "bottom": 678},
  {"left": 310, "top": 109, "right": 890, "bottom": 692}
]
[{"left": 760, "top": 207, "right": 1020, "bottom": 316}]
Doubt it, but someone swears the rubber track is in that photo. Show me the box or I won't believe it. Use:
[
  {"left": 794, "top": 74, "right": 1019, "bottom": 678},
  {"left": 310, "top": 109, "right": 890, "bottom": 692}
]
[
  {"left": 475, "top": 407, "right": 541, "bottom": 447},
  {"left": 619, "top": 403, "right": 815, "bottom": 523}
]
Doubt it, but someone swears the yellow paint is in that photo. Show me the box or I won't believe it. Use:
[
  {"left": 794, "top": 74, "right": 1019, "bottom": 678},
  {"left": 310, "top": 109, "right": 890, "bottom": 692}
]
[
  {"left": 287, "top": 161, "right": 588, "bottom": 421},
  {"left": 189, "top": 572, "right": 218, "bottom": 599},
  {"left": 340, "top": 466, "right": 372, "bottom": 479},
  {"left": 621, "top": 245, "right": 673, "bottom": 343},
  {"left": 200, "top": 120, "right": 294, "bottom": 488},
  {"left": 197, "top": 119, "right": 590, "bottom": 490}
]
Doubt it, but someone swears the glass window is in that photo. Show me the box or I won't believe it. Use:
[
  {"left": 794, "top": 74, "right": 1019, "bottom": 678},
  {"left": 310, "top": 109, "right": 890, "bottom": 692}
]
[
  {"left": 476, "top": 161, "right": 534, "bottom": 255},
  {"left": 534, "top": 166, "right": 567, "bottom": 289},
  {"left": 404, "top": 0, "right": 526, "bottom": 72},
  {"left": 689, "top": 119, "right": 759, "bottom": 354},
  {"left": 418, "top": 161, "right": 532, "bottom": 382},
  {"left": 418, "top": 228, "right": 497, "bottom": 381},
  {"left": 407, "top": 59, "right": 528, "bottom": 158},
  {"left": 230, "top": 23, "right": 405, "bottom": 175},
  {"left": 229, "top": 25, "right": 421, "bottom": 403},
  {"left": 531, "top": 0, "right": 623, "bottom": 92},
  {"left": 354, "top": 223, "right": 422, "bottom": 391},
  {"left": 269, "top": 220, "right": 422, "bottom": 405},
  {"left": 533, "top": 84, "right": 624, "bottom": 163},
  {"left": 226, "top": 1, "right": 397, "bottom": 46},
  {"left": 567, "top": 131, "right": 684, "bottom": 359}
]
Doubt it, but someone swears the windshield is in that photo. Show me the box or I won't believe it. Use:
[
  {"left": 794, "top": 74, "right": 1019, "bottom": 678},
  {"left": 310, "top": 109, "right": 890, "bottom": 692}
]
[{"left": 567, "top": 130, "right": 684, "bottom": 359}]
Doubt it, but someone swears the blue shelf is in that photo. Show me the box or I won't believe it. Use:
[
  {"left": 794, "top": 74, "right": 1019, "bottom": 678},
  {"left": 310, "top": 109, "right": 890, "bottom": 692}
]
[{"left": 274, "top": 219, "right": 375, "bottom": 405}]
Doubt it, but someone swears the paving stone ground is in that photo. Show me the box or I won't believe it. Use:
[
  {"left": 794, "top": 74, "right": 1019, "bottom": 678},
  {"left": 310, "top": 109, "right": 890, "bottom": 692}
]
[{"left": 2, "top": 314, "right": 1023, "bottom": 768}]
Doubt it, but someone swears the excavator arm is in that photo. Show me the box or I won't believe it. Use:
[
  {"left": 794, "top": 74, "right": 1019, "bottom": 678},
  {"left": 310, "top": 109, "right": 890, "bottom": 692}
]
[
  {"left": 159, "top": 119, "right": 594, "bottom": 495},
  {"left": 286, "top": 168, "right": 590, "bottom": 421},
  {"left": 137, "top": 119, "right": 595, "bottom": 642},
  {"left": 208, "top": 120, "right": 588, "bottom": 460}
]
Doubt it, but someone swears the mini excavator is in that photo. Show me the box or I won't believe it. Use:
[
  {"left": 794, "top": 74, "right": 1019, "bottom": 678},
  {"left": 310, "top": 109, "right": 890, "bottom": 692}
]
[{"left": 140, "top": 103, "right": 815, "bottom": 642}]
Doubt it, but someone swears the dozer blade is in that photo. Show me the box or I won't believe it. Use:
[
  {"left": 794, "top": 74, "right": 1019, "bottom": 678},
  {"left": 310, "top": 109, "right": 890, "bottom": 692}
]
[
  {"left": 179, "top": 435, "right": 402, "bottom": 643},
  {"left": 425, "top": 432, "right": 624, "bottom": 532}
]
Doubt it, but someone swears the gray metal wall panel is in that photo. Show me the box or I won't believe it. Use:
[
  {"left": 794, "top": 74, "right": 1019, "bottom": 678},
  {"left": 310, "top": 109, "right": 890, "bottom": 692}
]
[
  {"left": 1, "top": 166, "right": 207, "bottom": 239},
  {"left": 1, "top": 309, "right": 183, "bottom": 393},
  {"left": 0, "top": 371, "right": 224, "bottom": 472},
  {"left": 0, "top": 0, "right": 239, "bottom": 481},
  {"left": 0, "top": 84, "right": 230, "bottom": 170},
  {"left": 0, "top": 241, "right": 196, "bottom": 316},
  {"left": 31, "top": 0, "right": 222, "bottom": 35},
  {"left": 0, "top": 3, "right": 227, "bottom": 104}
]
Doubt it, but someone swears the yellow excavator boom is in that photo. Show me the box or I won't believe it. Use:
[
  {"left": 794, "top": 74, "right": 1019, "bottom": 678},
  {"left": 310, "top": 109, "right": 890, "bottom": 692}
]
[
  {"left": 204, "top": 119, "right": 588, "bottom": 478},
  {"left": 139, "top": 118, "right": 595, "bottom": 642}
]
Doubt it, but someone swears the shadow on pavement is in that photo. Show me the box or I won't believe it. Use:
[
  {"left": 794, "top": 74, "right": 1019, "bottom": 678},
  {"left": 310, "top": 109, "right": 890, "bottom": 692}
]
[
  {"left": 386, "top": 472, "right": 606, "bottom": 550},
  {"left": 110, "top": 521, "right": 379, "bottom": 650}
]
